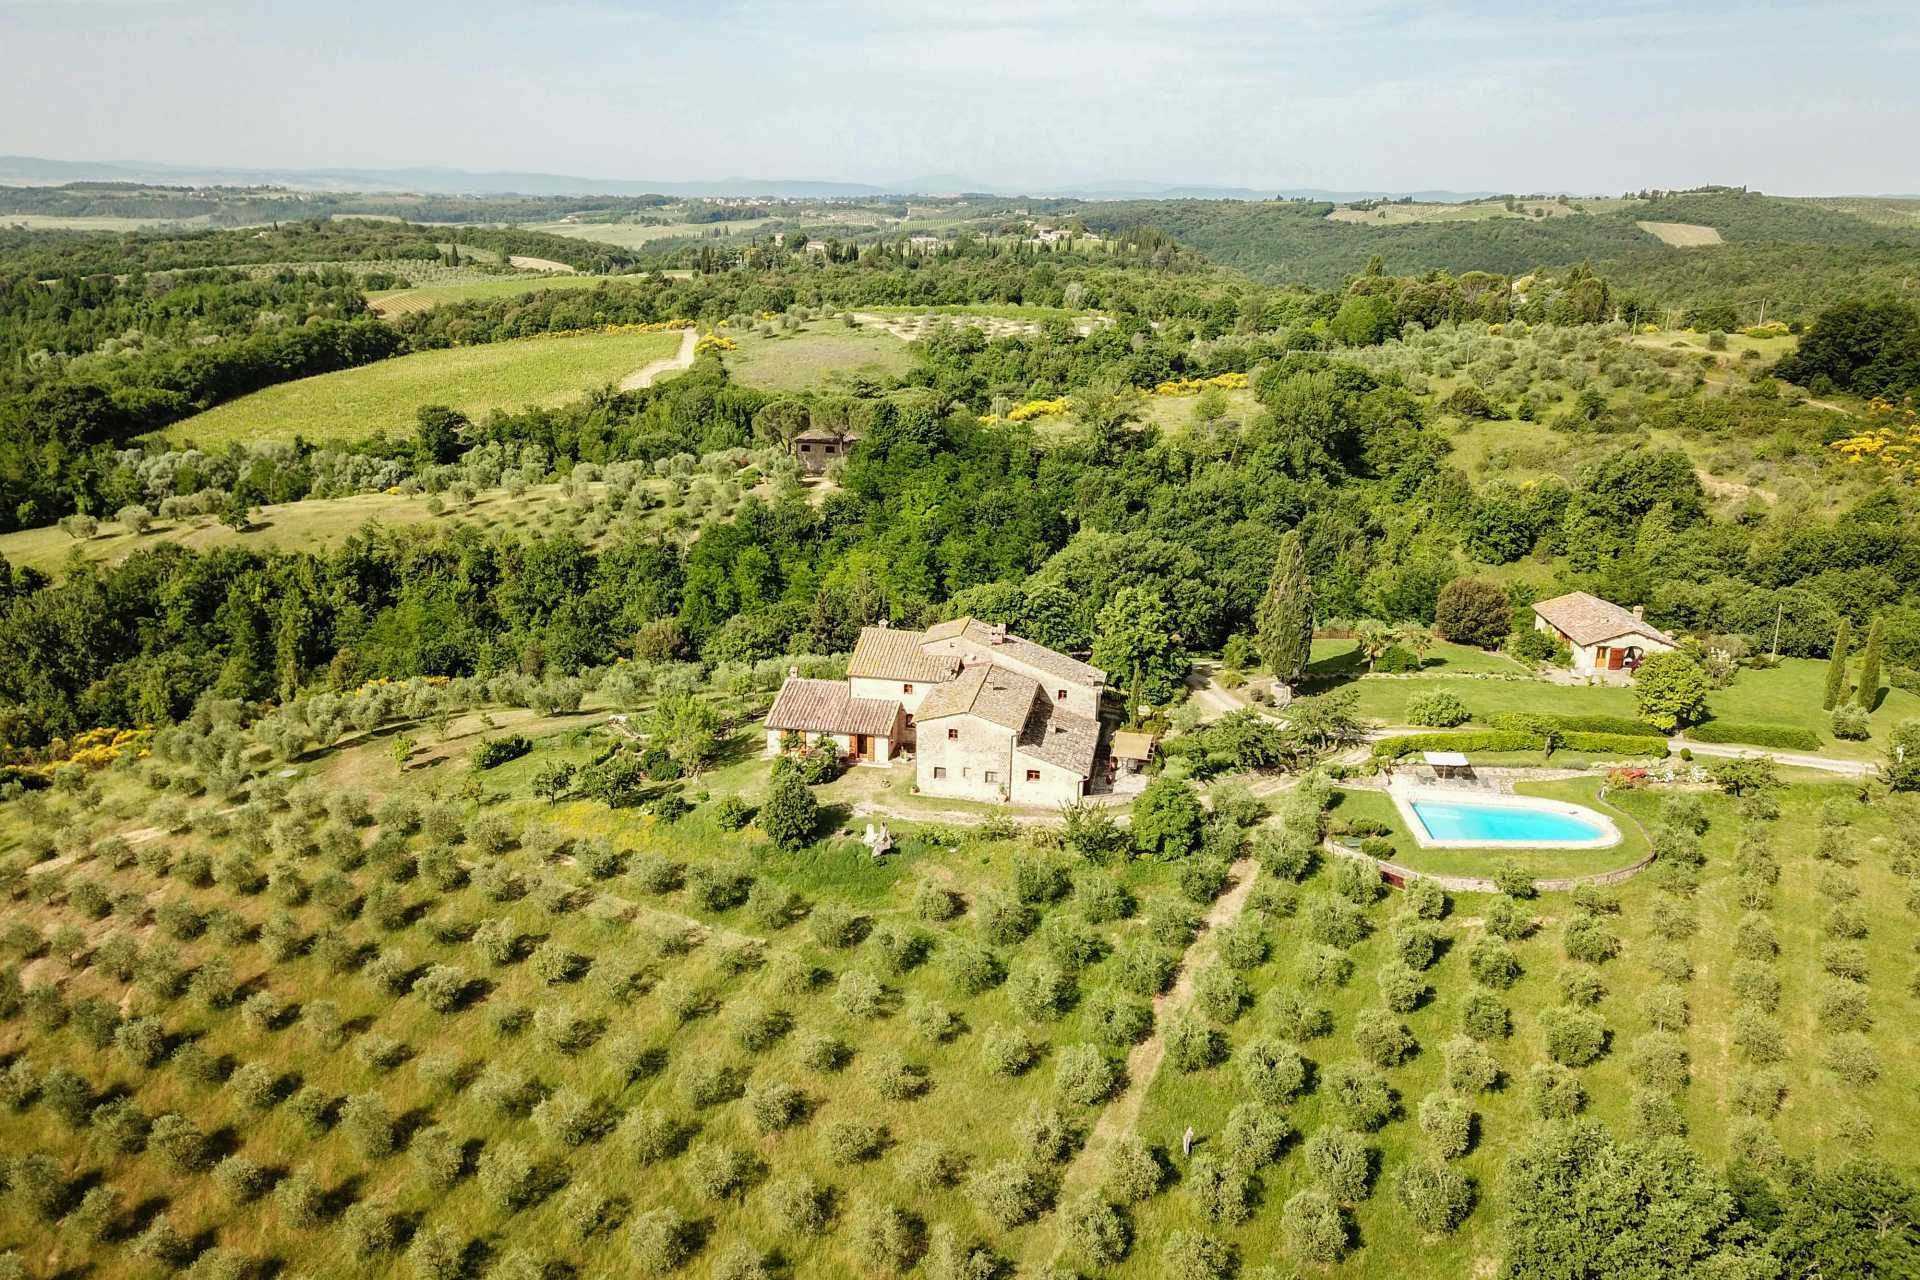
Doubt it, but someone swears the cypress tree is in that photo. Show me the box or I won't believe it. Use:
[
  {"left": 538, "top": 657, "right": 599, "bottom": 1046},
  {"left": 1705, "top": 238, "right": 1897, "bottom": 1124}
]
[
  {"left": 1822, "top": 617, "right": 1852, "bottom": 710},
  {"left": 1256, "top": 531, "right": 1315, "bottom": 687},
  {"left": 1853, "top": 618, "right": 1884, "bottom": 711}
]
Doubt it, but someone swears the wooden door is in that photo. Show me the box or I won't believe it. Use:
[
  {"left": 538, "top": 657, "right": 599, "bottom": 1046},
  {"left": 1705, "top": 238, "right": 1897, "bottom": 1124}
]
[{"left": 855, "top": 734, "right": 870, "bottom": 760}]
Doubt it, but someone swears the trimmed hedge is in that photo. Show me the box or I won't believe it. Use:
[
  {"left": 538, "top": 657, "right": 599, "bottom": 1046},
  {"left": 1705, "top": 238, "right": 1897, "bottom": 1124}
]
[
  {"left": 1373, "top": 730, "right": 1667, "bottom": 762},
  {"left": 1489, "top": 713, "right": 1667, "bottom": 739},
  {"left": 1686, "top": 722, "right": 1821, "bottom": 751},
  {"left": 1561, "top": 732, "right": 1669, "bottom": 758},
  {"left": 1373, "top": 732, "right": 1540, "bottom": 761}
]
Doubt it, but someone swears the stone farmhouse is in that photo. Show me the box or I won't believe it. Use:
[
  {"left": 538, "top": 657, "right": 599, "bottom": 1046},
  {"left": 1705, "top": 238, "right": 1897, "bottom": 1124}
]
[
  {"left": 1531, "top": 590, "right": 1677, "bottom": 677},
  {"left": 763, "top": 618, "right": 1107, "bottom": 807},
  {"left": 790, "top": 427, "right": 858, "bottom": 475}
]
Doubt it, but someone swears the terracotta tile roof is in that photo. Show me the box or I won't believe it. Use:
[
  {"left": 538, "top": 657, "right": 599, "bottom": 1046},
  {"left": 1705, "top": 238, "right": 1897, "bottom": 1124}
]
[
  {"left": 765, "top": 677, "right": 900, "bottom": 738},
  {"left": 846, "top": 626, "right": 961, "bottom": 684},
  {"left": 914, "top": 664, "right": 1041, "bottom": 731},
  {"left": 924, "top": 616, "right": 1106, "bottom": 687},
  {"left": 1531, "top": 591, "right": 1676, "bottom": 648},
  {"left": 1017, "top": 700, "right": 1100, "bottom": 777}
]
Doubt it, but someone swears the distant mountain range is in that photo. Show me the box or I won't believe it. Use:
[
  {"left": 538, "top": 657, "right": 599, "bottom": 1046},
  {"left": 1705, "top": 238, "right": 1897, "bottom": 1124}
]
[{"left": 0, "top": 154, "right": 1503, "bottom": 203}]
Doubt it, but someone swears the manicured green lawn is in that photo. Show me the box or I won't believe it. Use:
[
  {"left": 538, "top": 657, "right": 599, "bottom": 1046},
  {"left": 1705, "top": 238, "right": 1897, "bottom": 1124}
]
[
  {"left": 161, "top": 329, "right": 684, "bottom": 445},
  {"left": 1697, "top": 657, "right": 1918, "bottom": 760},
  {"left": 1312, "top": 652, "right": 1914, "bottom": 764}
]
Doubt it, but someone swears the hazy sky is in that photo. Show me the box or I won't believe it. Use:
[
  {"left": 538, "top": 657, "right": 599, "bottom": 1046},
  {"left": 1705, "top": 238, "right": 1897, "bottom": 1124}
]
[{"left": 3, "top": 0, "right": 1916, "bottom": 194}]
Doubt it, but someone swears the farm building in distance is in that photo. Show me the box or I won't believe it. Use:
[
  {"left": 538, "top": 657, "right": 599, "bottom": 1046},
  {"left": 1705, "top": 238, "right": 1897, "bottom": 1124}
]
[
  {"left": 791, "top": 426, "right": 858, "bottom": 474},
  {"left": 765, "top": 618, "right": 1107, "bottom": 806},
  {"left": 1531, "top": 590, "right": 1677, "bottom": 677}
]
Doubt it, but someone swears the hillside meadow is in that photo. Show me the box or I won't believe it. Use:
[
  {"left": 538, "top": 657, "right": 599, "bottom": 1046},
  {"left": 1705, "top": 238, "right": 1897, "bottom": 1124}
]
[{"left": 161, "top": 330, "right": 685, "bottom": 447}]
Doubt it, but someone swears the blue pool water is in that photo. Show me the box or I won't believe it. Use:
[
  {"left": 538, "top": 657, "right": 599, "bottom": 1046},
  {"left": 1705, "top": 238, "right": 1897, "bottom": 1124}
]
[{"left": 1410, "top": 799, "right": 1608, "bottom": 844}]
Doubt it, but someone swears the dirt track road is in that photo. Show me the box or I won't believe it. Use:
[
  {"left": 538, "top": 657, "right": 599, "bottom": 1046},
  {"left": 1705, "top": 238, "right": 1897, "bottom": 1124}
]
[{"left": 620, "top": 327, "right": 697, "bottom": 391}]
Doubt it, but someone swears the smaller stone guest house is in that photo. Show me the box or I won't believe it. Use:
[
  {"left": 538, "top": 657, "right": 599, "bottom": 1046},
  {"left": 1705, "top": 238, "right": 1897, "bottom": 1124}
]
[
  {"left": 764, "top": 618, "right": 1106, "bottom": 806},
  {"left": 1531, "top": 590, "right": 1677, "bottom": 676}
]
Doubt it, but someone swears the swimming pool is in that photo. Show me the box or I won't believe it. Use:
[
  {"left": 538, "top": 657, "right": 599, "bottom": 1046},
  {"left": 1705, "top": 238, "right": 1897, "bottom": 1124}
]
[
  {"left": 1411, "top": 799, "right": 1608, "bottom": 844},
  {"left": 1389, "top": 789, "right": 1622, "bottom": 849}
]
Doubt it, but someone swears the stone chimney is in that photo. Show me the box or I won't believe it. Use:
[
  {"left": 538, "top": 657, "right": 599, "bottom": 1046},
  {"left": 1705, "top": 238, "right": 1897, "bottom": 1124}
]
[
  {"left": 990, "top": 623, "right": 1007, "bottom": 644},
  {"left": 877, "top": 619, "right": 890, "bottom": 629},
  {"left": 1632, "top": 605, "right": 1645, "bottom": 620},
  {"left": 788, "top": 666, "right": 798, "bottom": 679}
]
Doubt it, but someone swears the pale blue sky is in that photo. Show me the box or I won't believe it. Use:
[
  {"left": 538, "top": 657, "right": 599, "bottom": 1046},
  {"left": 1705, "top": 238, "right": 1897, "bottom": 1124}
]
[{"left": 2, "top": 0, "right": 1915, "bottom": 193}]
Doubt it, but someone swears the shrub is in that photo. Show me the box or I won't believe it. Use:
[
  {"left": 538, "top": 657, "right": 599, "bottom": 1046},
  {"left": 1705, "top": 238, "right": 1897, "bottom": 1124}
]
[
  {"left": 1539, "top": 1007, "right": 1607, "bottom": 1067},
  {"left": 967, "top": 1160, "right": 1046, "bottom": 1227},
  {"left": 1305, "top": 1126, "right": 1373, "bottom": 1202},
  {"left": 622, "top": 1107, "right": 692, "bottom": 1164},
  {"left": 834, "top": 970, "right": 887, "bottom": 1018},
  {"left": 1085, "top": 987, "right": 1154, "bottom": 1046},
  {"left": 1527, "top": 1063, "right": 1587, "bottom": 1118},
  {"left": 758, "top": 771, "right": 819, "bottom": 850},
  {"left": 1687, "top": 721, "right": 1822, "bottom": 751},
  {"left": 1103, "top": 1133, "right": 1165, "bottom": 1203},
  {"left": 1398, "top": 1156, "right": 1474, "bottom": 1232},
  {"left": 1165, "top": 1014, "right": 1226, "bottom": 1071},
  {"left": 821, "top": 1119, "right": 889, "bottom": 1163},
  {"left": 1062, "top": 1190, "right": 1131, "bottom": 1266},
  {"left": 981, "top": 1023, "right": 1040, "bottom": 1076},
  {"left": 865, "top": 1050, "right": 928, "bottom": 1101},
  {"left": 1354, "top": 1008, "right": 1417, "bottom": 1067},
  {"left": 1015, "top": 1101, "right": 1080, "bottom": 1162},
  {"left": 976, "top": 892, "right": 1037, "bottom": 945},
  {"left": 1195, "top": 963, "right": 1251, "bottom": 1023},
  {"left": 898, "top": 1138, "right": 966, "bottom": 1192},
  {"left": 1435, "top": 577, "right": 1511, "bottom": 648},
  {"left": 687, "top": 1140, "right": 760, "bottom": 1201},
  {"left": 1221, "top": 1100, "right": 1292, "bottom": 1168},
  {"left": 1239, "top": 1036, "right": 1311, "bottom": 1105},
  {"left": 1323, "top": 1062, "right": 1396, "bottom": 1131},
  {"left": 1733, "top": 1009, "right": 1787, "bottom": 1064},
  {"left": 1268, "top": 988, "right": 1334, "bottom": 1041},
  {"left": 1406, "top": 691, "right": 1471, "bottom": 727},
  {"left": 1420, "top": 1092, "right": 1474, "bottom": 1158},
  {"left": 1283, "top": 1187, "right": 1349, "bottom": 1263},
  {"left": 1832, "top": 704, "right": 1871, "bottom": 740},
  {"left": 1824, "top": 1034, "right": 1881, "bottom": 1086},
  {"left": 1626, "top": 1031, "right": 1690, "bottom": 1093},
  {"left": 628, "top": 1205, "right": 697, "bottom": 1274},
  {"left": 1007, "top": 960, "right": 1074, "bottom": 1021},
  {"left": 764, "top": 1175, "right": 832, "bottom": 1234},
  {"left": 1152, "top": 1152, "right": 1236, "bottom": 1233},
  {"left": 1483, "top": 896, "right": 1533, "bottom": 940},
  {"left": 1376, "top": 961, "right": 1429, "bottom": 1013}
]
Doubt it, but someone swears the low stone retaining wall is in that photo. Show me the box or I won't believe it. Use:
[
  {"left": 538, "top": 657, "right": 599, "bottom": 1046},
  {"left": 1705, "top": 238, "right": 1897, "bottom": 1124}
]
[{"left": 1321, "top": 837, "right": 1656, "bottom": 894}]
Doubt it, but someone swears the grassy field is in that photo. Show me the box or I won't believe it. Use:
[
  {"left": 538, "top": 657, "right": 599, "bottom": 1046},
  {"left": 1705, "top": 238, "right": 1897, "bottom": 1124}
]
[
  {"left": 722, "top": 325, "right": 917, "bottom": 391},
  {"left": 367, "top": 274, "right": 607, "bottom": 317},
  {"left": 523, "top": 218, "right": 776, "bottom": 249},
  {"left": 162, "top": 330, "right": 685, "bottom": 446},
  {"left": 1636, "top": 221, "right": 1725, "bottom": 247},
  {"left": 0, "top": 482, "right": 635, "bottom": 577},
  {"left": 0, "top": 213, "right": 228, "bottom": 232}
]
